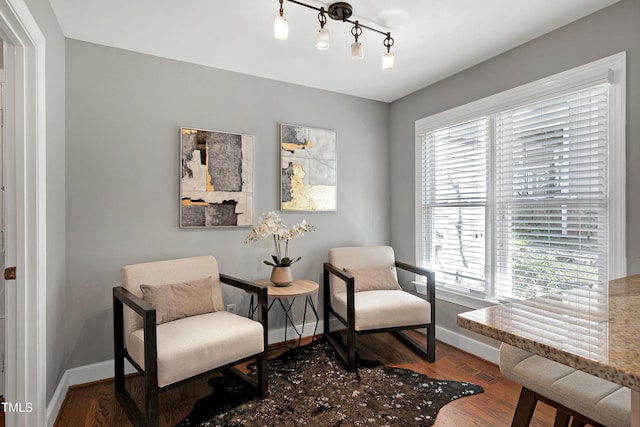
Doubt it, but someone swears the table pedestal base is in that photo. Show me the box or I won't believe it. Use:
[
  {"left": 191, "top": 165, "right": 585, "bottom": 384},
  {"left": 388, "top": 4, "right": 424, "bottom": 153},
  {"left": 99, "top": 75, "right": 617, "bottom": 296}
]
[
  {"left": 248, "top": 279, "right": 320, "bottom": 371},
  {"left": 265, "top": 294, "right": 319, "bottom": 371}
]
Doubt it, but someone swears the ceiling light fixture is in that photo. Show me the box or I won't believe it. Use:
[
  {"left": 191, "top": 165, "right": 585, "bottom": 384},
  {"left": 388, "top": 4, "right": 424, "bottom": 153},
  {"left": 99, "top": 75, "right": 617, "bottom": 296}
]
[
  {"left": 274, "top": 1, "right": 395, "bottom": 70},
  {"left": 274, "top": 0, "right": 289, "bottom": 40},
  {"left": 316, "top": 7, "right": 330, "bottom": 50},
  {"left": 351, "top": 21, "right": 363, "bottom": 60},
  {"left": 382, "top": 32, "right": 395, "bottom": 70}
]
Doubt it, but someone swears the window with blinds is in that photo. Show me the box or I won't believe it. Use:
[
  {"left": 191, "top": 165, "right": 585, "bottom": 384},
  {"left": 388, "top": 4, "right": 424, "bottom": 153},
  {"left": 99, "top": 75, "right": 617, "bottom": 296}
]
[
  {"left": 494, "top": 85, "right": 609, "bottom": 300},
  {"left": 421, "top": 118, "right": 488, "bottom": 294},
  {"left": 416, "top": 52, "right": 625, "bottom": 303}
]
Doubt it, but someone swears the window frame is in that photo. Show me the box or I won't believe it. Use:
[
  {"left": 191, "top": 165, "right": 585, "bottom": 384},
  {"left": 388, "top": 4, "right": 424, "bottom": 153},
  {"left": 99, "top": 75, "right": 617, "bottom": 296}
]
[{"left": 414, "top": 52, "right": 626, "bottom": 309}]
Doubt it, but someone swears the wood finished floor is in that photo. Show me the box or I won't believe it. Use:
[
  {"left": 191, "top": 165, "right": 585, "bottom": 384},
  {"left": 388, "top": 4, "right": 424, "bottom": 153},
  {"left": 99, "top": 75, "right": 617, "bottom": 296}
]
[{"left": 54, "top": 332, "right": 563, "bottom": 427}]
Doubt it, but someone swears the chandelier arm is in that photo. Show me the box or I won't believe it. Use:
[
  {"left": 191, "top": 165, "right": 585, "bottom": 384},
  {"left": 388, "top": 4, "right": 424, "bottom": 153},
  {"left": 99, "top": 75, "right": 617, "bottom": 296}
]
[
  {"left": 283, "top": 0, "right": 390, "bottom": 38},
  {"left": 383, "top": 32, "right": 394, "bottom": 52},
  {"left": 285, "top": 0, "right": 323, "bottom": 13},
  {"left": 346, "top": 19, "right": 387, "bottom": 37},
  {"left": 318, "top": 7, "right": 327, "bottom": 28}
]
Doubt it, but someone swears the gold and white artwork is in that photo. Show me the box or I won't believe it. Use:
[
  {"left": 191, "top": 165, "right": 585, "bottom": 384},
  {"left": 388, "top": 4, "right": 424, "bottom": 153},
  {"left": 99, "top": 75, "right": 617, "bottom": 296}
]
[
  {"left": 180, "top": 127, "right": 253, "bottom": 227},
  {"left": 280, "top": 124, "right": 336, "bottom": 211}
]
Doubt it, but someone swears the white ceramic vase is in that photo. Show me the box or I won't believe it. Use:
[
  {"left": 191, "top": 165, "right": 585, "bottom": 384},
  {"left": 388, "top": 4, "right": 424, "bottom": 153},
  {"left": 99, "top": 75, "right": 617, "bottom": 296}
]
[{"left": 271, "top": 266, "right": 293, "bottom": 287}]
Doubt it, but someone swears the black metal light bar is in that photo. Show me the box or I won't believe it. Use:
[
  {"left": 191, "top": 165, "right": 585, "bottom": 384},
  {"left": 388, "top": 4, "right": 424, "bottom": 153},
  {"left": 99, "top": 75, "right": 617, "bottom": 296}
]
[{"left": 285, "top": 0, "right": 389, "bottom": 37}]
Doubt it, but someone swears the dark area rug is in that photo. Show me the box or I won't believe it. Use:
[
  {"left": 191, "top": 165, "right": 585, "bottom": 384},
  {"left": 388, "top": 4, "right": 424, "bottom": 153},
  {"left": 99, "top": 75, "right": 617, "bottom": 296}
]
[{"left": 177, "top": 338, "right": 484, "bottom": 427}]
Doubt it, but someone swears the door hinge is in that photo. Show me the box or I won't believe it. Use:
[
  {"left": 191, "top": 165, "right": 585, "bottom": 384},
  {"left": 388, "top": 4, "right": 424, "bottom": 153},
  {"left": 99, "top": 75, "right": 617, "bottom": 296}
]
[{"left": 4, "top": 266, "right": 16, "bottom": 280}]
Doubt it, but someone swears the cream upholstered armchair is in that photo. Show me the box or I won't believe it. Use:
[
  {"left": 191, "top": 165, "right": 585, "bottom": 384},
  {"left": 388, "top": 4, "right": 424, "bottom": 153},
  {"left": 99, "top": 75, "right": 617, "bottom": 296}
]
[
  {"left": 113, "top": 256, "right": 268, "bottom": 427},
  {"left": 323, "top": 246, "right": 436, "bottom": 371}
]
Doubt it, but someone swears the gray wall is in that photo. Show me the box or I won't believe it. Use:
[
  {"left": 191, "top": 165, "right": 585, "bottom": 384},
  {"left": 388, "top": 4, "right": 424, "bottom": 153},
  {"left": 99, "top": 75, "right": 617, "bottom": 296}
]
[
  {"left": 389, "top": 0, "right": 640, "bottom": 341},
  {"left": 65, "top": 40, "right": 390, "bottom": 368},
  {"left": 24, "top": 0, "right": 67, "bottom": 405},
  {"left": 65, "top": 0, "right": 639, "bottom": 371}
]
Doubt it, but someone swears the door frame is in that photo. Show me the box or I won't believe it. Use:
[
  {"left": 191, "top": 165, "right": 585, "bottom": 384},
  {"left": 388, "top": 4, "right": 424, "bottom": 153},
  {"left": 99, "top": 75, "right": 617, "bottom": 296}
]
[{"left": 0, "top": 0, "right": 46, "bottom": 425}]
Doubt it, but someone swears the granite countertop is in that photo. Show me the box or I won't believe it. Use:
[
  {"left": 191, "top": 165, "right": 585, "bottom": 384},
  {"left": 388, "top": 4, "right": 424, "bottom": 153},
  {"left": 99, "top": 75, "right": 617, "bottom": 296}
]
[{"left": 457, "top": 275, "right": 640, "bottom": 391}]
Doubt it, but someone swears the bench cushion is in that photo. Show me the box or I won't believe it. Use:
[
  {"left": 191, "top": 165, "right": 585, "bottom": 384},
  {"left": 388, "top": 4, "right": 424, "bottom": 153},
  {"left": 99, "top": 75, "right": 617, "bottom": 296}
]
[
  {"left": 500, "top": 343, "right": 630, "bottom": 427},
  {"left": 128, "top": 310, "right": 264, "bottom": 388}
]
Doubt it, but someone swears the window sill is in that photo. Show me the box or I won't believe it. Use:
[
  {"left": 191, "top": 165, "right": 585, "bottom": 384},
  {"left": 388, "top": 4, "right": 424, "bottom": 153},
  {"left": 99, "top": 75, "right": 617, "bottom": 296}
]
[{"left": 414, "top": 281, "right": 498, "bottom": 310}]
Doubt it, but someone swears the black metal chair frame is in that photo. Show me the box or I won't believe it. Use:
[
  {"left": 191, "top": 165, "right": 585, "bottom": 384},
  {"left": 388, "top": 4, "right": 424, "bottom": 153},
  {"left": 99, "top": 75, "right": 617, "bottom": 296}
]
[
  {"left": 323, "top": 260, "right": 436, "bottom": 372},
  {"left": 113, "top": 273, "right": 268, "bottom": 427}
]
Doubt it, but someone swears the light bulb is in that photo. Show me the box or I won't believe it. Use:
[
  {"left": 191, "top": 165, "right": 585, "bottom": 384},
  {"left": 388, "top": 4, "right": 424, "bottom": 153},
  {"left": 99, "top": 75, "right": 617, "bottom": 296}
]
[
  {"left": 382, "top": 52, "right": 394, "bottom": 70},
  {"left": 274, "top": 15, "right": 288, "bottom": 40},
  {"left": 316, "top": 28, "right": 330, "bottom": 50},
  {"left": 351, "top": 42, "right": 363, "bottom": 60}
]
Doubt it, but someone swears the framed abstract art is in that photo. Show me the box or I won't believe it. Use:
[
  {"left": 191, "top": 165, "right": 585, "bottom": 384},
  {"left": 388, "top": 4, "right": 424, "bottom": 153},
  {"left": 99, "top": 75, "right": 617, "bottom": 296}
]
[
  {"left": 180, "top": 127, "right": 254, "bottom": 227},
  {"left": 280, "top": 123, "right": 337, "bottom": 211}
]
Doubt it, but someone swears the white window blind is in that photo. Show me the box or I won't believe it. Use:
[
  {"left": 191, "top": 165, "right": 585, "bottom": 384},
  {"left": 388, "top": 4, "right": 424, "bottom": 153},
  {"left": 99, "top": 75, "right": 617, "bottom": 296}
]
[
  {"left": 421, "top": 118, "right": 488, "bottom": 293},
  {"left": 494, "top": 84, "right": 609, "bottom": 300},
  {"left": 416, "top": 53, "right": 625, "bottom": 305}
]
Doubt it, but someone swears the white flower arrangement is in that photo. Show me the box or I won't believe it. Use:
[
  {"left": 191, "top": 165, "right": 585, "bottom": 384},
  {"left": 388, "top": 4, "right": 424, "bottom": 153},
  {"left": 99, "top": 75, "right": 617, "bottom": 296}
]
[{"left": 245, "top": 211, "right": 314, "bottom": 267}]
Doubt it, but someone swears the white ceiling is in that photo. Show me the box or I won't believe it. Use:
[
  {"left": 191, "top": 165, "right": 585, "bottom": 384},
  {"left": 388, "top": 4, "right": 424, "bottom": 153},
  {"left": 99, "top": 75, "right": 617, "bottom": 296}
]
[{"left": 50, "top": 0, "right": 620, "bottom": 103}]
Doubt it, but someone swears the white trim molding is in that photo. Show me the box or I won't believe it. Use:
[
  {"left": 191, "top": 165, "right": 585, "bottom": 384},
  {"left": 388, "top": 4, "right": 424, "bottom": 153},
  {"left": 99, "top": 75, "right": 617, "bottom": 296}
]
[
  {"left": 0, "top": 0, "right": 47, "bottom": 426},
  {"left": 436, "top": 326, "right": 499, "bottom": 364},
  {"left": 46, "top": 360, "right": 137, "bottom": 427}
]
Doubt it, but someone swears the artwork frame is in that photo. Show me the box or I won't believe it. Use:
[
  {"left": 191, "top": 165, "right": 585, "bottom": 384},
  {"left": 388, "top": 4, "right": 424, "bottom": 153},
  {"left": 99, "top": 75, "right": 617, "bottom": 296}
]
[
  {"left": 180, "top": 127, "right": 254, "bottom": 228},
  {"left": 280, "top": 123, "right": 337, "bottom": 212}
]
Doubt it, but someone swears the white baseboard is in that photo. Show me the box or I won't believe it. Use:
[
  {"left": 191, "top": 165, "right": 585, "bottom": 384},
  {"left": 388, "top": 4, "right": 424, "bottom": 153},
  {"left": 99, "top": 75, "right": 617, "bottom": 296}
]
[
  {"left": 435, "top": 325, "right": 500, "bottom": 364},
  {"left": 46, "top": 322, "right": 497, "bottom": 426},
  {"left": 46, "top": 373, "right": 67, "bottom": 427},
  {"left": 47, "top": 357, "right": 137, "bottom": 426},
  {"left": 268, "top": 320, "right": 324, "bottom": 344}
]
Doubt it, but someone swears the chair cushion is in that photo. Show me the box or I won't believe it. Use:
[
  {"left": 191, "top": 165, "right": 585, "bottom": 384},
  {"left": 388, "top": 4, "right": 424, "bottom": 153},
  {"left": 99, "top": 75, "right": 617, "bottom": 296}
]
[
  {"left": 333, "top": 290, "right": 431, "bottom": 331},
  {"left": 328, "top": 246, "right": 398, "bottom": 299},
  {"left": 140, "top": 276, "right": 215, "bottom": 324},
  {"left": 344, "top": 266, "right": 401, "bottom": 292},
  {"left": 121, "top": 256, "right": 225, "bottom": 340},
  {"left": 499, "top": 343, "right": 630, "bottom": 427},
  {"left": 127, "top": 311, "right": 264, "bottom": 388}
]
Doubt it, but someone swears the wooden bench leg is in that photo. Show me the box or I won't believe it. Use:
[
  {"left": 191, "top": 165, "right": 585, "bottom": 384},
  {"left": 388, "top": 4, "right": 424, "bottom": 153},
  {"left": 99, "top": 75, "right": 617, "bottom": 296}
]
[
  {"left": 511, "top": 387, "right": 605, "bottom": 427},
  {"left": 554, "top": 410, "right": 571, "bottom": 427},
  {"left": 511, "top": 387, "right": 537, "bottom": 427}
]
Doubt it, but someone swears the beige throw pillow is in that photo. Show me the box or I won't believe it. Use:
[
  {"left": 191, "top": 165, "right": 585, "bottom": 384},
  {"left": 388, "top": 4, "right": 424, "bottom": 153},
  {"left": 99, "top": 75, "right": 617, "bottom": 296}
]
[
  {"left": 344, "top": 266, "right": 401, "bottom": 292},
  {"left": 140, "top": 276, "right": 215, "bottom": 324}
]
